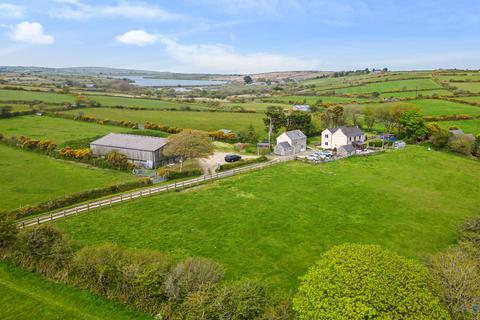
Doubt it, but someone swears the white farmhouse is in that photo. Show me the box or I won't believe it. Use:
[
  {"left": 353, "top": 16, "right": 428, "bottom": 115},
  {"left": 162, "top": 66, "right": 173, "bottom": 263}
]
[
  {"left": 274, "top": 130, "right": 307, "bottom": 156},
  {"left": 321, "top": 126, "right": 365, "bottom": 149}
]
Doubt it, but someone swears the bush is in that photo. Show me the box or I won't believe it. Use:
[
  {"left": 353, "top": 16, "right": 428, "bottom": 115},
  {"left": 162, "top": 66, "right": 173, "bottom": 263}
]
[
  {"left": 430, "top": 246, "right": 480, "bottom": 320},
  {"left": 164, "top": 257, "right": 224, "bottom": 302},
  {"left": 217, "top": 156, "right": 268, "bottom": 172},
  {"left": 0, "top": 213, "right": 18, "bottom": 250},
  {"left": 15, "top": 225, "right": 73, "bottom": 278},
  {"left": 73, "top": 244, "right": 173, "bottom": 312},
  {"left": 458, "top": 216, "right": 480, "bottom": 251},
  {"left": 367, "top": 139, "right": 383, "bottom": 148},
  {"left": 448, "top": 135, "right": 474, "bottom": 155},
  {"left": 292, "top": 244, "right": 450, "bottom": 320}
]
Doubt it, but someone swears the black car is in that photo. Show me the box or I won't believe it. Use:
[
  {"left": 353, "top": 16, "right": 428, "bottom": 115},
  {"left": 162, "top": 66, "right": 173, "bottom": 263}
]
[{"left": 224, "top": 154, "right": 242, "bottom": 162}]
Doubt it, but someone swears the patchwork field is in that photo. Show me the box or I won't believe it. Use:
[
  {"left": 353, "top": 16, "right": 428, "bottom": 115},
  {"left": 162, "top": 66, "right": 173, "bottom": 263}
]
[
  {"left": 451, "top": 96, "right": 480, "bottom": 104},
  {"left": 407, "top": 99, "right": 480, "bottom": 116},
  {"left": 380, "top": 89, "right": 453, "bottom": 98},
  {"left": 85, "top": 94, "right": 205, "bottom": 110},
  {"left": 452, "top": 82, "right": 480, "bottom": 93},
  {"left": 0, "top": 144, "right": 137, "bottom": 211},
  {"left": 0, "top": 89, "right": 74, "bottom": 104},
  {"left": 323, "top": 79, "right": 441, "bottom": 94},
  {"left": 55, "top": 147, "right": 480, "bottom": 295},
  {"left": 0, "top": 262, "right": 149, "bottom": 320},
  {"left": 0, "top": 116, "right": 131, "bottom": 145},
  {"left": 61, "top": 108, "right": 266, "bottom": 134},
  {"left": 259, "top": 95, "right": 370, "bottom": 105},
  {"left": 436, "top": 119, "right": 480, "bottom": 135}
]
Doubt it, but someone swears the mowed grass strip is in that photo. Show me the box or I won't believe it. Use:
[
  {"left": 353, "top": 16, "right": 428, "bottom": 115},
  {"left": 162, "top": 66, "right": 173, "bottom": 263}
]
[
  {"left": 0, "top": 144, "right": 137, "bottom": 211},
  {"left": 61, "top": 107, "right": 266, "bottom": 134},
  {"left": 0, "top": 116, "right": 131, "bottom": 144},
  {"left": 0, "top": 89, "right": 75, "bottom": 104},
  {"left": 0, "top": 262, "right": 149, "bottom": 320},
  {"left": 55, "top": 147, "right": 480, "bottom": 295}
]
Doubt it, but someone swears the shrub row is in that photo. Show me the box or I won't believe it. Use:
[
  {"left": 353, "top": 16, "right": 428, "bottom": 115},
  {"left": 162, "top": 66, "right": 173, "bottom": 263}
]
[
  {"left": 0, "top": 109, "right": 37, "bottom": 118},
  {"left": 0, "top": 224, "right": 278, "bottom": 319},
  {"left": 144, "top": 121, "right": 237, "bottom": 140},
  {"left": 9, "top": 178, "right": 151, "bottom": 220},
  {"left": 424, "top": 114, "right": 475, "bottom": 122},
  {"left": 157, "top": 167, "right": 203, "bottom": 180},
  {"left": 217, "top": 156, "right": 268, "bottom": 172},
  {"left": 49, "top": 112, "right": 138, "bottom": 129}
]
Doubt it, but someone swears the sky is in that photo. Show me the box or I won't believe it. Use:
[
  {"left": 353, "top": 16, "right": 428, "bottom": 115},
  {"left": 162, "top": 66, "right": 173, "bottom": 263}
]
[{"left": 0, "top": 0, "right": 479, "bottom": 74}]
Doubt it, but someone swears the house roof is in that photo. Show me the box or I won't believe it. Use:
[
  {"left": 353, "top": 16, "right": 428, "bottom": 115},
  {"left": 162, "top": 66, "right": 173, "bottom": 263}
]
[
  {"left": 90, "top": 133, "right": 167, "bottom": 152},
  {"left": 283, "top": 130, "right": 307, "bottom": 140},
  {"left": 338, "top": 144, "right": 355, "bottom": 152},
  {"left": 277, "top": 141, "right": 293, "bottom": 149},
  {"left": 328, "top": 126, "right": 364, "bottom": 137},
  {"left": 449, "top": 129, "right": 464, "bottom": 135}
]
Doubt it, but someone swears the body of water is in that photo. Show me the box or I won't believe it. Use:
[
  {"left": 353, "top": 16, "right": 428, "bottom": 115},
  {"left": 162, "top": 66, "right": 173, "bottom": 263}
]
[{"left": 117, "top": 76, "right": 226, "bottom": 87}]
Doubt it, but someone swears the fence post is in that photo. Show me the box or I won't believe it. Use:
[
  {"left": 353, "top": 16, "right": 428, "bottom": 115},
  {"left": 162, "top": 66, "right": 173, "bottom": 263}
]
[{"left": 37, "top": 217, "right": 40, "bottom": 225}]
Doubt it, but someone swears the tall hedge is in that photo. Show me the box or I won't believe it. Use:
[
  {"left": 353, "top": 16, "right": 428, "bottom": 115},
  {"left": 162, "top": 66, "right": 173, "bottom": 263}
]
[{"left": 293, "top": 244, "right": 450, "bottom": 319}]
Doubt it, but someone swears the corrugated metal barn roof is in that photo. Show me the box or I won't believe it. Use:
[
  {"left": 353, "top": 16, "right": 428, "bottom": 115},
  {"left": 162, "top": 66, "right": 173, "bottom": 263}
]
[{"left": 90, "top": 133, "right": 167, "bottom": 152}]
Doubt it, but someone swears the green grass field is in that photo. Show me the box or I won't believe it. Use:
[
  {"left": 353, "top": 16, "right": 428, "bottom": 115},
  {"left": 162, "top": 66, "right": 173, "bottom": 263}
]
[
  {"left": 324, "top": 79, "right": 441, "bottom": 94},
  {"left": 61, "top": 108, "right": 266, "bottom": 134},
  {"left": 259, "top": 95, "right": 370, "bottom": 105},
  {"left": 451, "top": 96, "right": 480, "bottom": 104},
  {"left": 85, "top": 94, "right": 207, "bottom": 110},
  {"left": 0, "top": 89, "right": 75, "bottom": 104},
  {"left": 0, "top": 116, "right": 131, "bottom": 144},
  {"left": 0, "top": 144, "right": 137, "bottom": 211},
  {"left": 436, "top": 119, "right": 480, "bottom": 135},
  {"left": 55, "top": 147, "right": 480, "bottom": 296},
  {"left": 0, "top": 262, "right": 149, "bottom": 320},
  {"left": 380, "top": 89, "right": 453, "bottom": 98},
  {"left": 452, "top": 82, "right": 480, "bottom": 93},
  {"left": 407, "top": 99, "right": 480, "bottom": 116}
]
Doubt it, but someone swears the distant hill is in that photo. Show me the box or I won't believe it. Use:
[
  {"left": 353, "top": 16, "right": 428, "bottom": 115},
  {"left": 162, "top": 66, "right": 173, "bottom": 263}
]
[{"left": 0, "top": 66, "right": 327, "bottom": 82}]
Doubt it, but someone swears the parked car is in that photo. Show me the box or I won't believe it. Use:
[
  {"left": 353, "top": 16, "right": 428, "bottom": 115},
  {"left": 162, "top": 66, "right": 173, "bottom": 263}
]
[
  {"left": 224, "top": 154, "right": 242, "bottom": 162},
  {"left": 306, "top": 154, "right": 319, "bottom": 161}
]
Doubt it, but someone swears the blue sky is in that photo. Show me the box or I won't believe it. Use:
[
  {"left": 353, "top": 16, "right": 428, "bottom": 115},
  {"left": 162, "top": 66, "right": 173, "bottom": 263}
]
[{"left": 0, "top": 0, "right": 479, "bottom": 73}]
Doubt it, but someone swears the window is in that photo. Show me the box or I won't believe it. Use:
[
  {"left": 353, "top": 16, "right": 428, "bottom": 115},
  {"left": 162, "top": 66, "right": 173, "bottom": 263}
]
[
  {"left": 324, "top": 134, "right": 329, "bottom": 138},
  {"left": 325, "top": 142, "right": 328, "bottom": 146}
]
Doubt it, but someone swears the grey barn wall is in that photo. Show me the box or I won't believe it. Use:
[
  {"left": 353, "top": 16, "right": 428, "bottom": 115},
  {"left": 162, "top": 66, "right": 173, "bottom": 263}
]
[{"left": 90, "top": 144, "right": 164, "bottom": 168}]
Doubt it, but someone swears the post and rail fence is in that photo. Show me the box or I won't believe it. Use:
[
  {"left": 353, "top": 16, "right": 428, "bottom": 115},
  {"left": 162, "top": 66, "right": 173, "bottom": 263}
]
[{"left": 17, "top": 156, "right": 295, "bottom": 228}]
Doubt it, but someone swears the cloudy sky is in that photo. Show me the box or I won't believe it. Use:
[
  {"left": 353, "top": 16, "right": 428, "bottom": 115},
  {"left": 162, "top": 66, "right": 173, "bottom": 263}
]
[{"left": 0, "top": 0, "right": 479, "bottom": 73}]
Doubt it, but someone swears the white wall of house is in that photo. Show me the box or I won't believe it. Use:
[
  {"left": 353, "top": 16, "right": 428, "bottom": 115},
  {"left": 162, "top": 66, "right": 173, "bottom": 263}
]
[
  {"left": 321, "top": 129, "right": 365, "bottom": 149},
  {"left": 276, "top": 133, "right": 292, "bottom": 146}
]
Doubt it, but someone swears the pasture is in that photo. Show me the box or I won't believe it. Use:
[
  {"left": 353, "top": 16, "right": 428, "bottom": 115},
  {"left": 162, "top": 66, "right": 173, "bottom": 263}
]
[
  {"left": 380, "top": 89, "right": 453, "bottom": 98},
  {"left": 452, "top": 82, "right": 480, "bottom": 93},
  {"left": 61, "top": 108, "right": 266, "bottom": 134},
  {"left": 436, "top": 119, "right": 480, "bottom": 135},
  {"left": 0, "top": 144, "right": 137, "bottom": 211},
  {"left": 407, "top": 99, "right": 480, "bottom": 116},
  {"left": 85, "top": 94, "right": 205, "bottom": 110},
  {"left": 259, "top": 95, "right": 370, "bottom": 105},
  {"left": 0, "top": 262, "right": 149, "bottom": 320},
  {"left": 55, "top": 147, "right": 480, "bottom": 295},
  {"left": 324, "top": 79, "right": 441, "bottom": 94},
  {"left": 0, "top": 89, "right": 74, "bottom": 104},
  {"left": 0, "top": 116, "right": 131, "bottom": 145}
]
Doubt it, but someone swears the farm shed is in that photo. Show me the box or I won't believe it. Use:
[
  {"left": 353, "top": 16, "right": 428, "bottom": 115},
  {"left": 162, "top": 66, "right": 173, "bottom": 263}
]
[
  {"left": 90, "top": 133, "right": 168, "bottom": 169},
  {"left": 337, "top": 144, "right": 356, "bottom": 157},
  {"left": 274, "top": 130, "right": 307, "bottom": 156}
]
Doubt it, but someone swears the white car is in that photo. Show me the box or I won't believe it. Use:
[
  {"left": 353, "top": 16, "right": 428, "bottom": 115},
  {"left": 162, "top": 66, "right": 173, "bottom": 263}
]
[{"left": 306, "top": 154, "right": 320, "bottom": 161}]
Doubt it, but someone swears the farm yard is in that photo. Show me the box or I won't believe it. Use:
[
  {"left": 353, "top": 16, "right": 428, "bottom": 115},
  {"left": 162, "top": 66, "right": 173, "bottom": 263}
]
[
  {"left": 55, "top": 147, "right": 480, "bottom": 295},
  {"left": 0, "top": 115, "right": 132, "bottom": 145},
  {"left": 0, "top": 144, "right": 138, "bottom": 211},
  {"left": 60, "top": 107, "right": 266, "bottom": 134}
]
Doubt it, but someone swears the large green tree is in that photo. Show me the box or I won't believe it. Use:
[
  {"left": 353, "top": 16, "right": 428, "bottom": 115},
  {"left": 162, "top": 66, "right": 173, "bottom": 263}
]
[
  {"left": 163, "top": 129, "right": 214, "bottom": 172},
  {"left": 263, "top": 106, "right": 287, "bottom": 144},
  {"left": 286, "top": 111, "right": 313, "bottom": 135},
  {"left": 293, "top": 244, "right": 450, "bottom": 320},
  {"left": 399, "top": 110, "right": 427, "bottom": 141}
]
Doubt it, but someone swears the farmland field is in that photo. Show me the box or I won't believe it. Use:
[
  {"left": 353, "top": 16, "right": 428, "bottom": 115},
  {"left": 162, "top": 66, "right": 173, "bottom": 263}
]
[
  {"left": 85, "top": 94, "right": 206, "bottom": 110},
  {"left": 323, "top": 79, "right": 441, "bottom": 94},
  {"left": 61, "top": 108, "right": 266, "bottom": 134},
  {"left": 259, "top": 95, "right": 370, "bottom": 105},
  {"left": 0, "top": 116, "right": 131, "bottom": 144},
  {"left": 436, "top": 119, "right": 480, "bottom": 135},
  {"left": 0, "top": 144, "right": 137, "bottom": 211},
  {"left": 380, "top": 89, "right": 453, "bottom": 98},
  {"left": 55, "top": 147, "right": 480, "bottom": 295},
  {"left": 451, "top": 96, "right": 480, "bottom": 104},
  {"left": 0, "top": 89, "right": 74, "bottom": 104},
  {"left": 407, "top": 99, "right": 480, "bottom": 116},
  {"left": 0, "top": 262, "right": 149, "bottom": 320},
  {"left": 452, "top": 82, "right": 480, "bottom": 93}
]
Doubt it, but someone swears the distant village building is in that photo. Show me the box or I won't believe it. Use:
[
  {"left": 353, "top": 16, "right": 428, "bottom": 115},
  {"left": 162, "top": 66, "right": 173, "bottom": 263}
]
[
  {"left": 274, "top": 130, "right": 307, "bottom": 156},
  {"left": 90, "top": 133, "right": 168, "bottom": 169},
  {"left": 321, "top": 126, "right": 365, "bottom": 149},
  {"left": 292, "top": 104, "right": 310, "bottom": 112}
]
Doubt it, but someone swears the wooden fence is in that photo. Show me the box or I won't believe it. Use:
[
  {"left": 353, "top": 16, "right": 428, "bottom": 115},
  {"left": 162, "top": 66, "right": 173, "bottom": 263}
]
[{"left": 17, "top": 157, "right": 294, "bottom": 228}]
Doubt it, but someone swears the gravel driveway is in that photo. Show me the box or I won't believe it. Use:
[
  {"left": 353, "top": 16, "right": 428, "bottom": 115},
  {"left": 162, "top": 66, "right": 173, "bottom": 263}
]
[{"left": 199, "top": 152, "right": 258, "bottom": 174}]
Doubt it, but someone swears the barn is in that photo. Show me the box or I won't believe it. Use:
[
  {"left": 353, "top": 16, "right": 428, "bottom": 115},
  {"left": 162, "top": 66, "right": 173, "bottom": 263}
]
[{"left": 90, "top": 133, "right": 168, "bottom": 169}]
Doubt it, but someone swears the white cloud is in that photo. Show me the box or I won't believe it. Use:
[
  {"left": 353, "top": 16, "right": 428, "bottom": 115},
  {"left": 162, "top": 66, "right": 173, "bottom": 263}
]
[
  {"left": 0, "top": 3, "right": 25, "bottom": 18},
  {"left": 115, "top": 30, "right": 157, "bottom": 46},
  {"left": 51, "top": 0, "right": 183, "bottom": 21},
  {"left": 158, "top": 37, "right": 319, "bottom": 73},
  {"left": 8, "top": 22, "right": 54, "bottom": 45}
]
